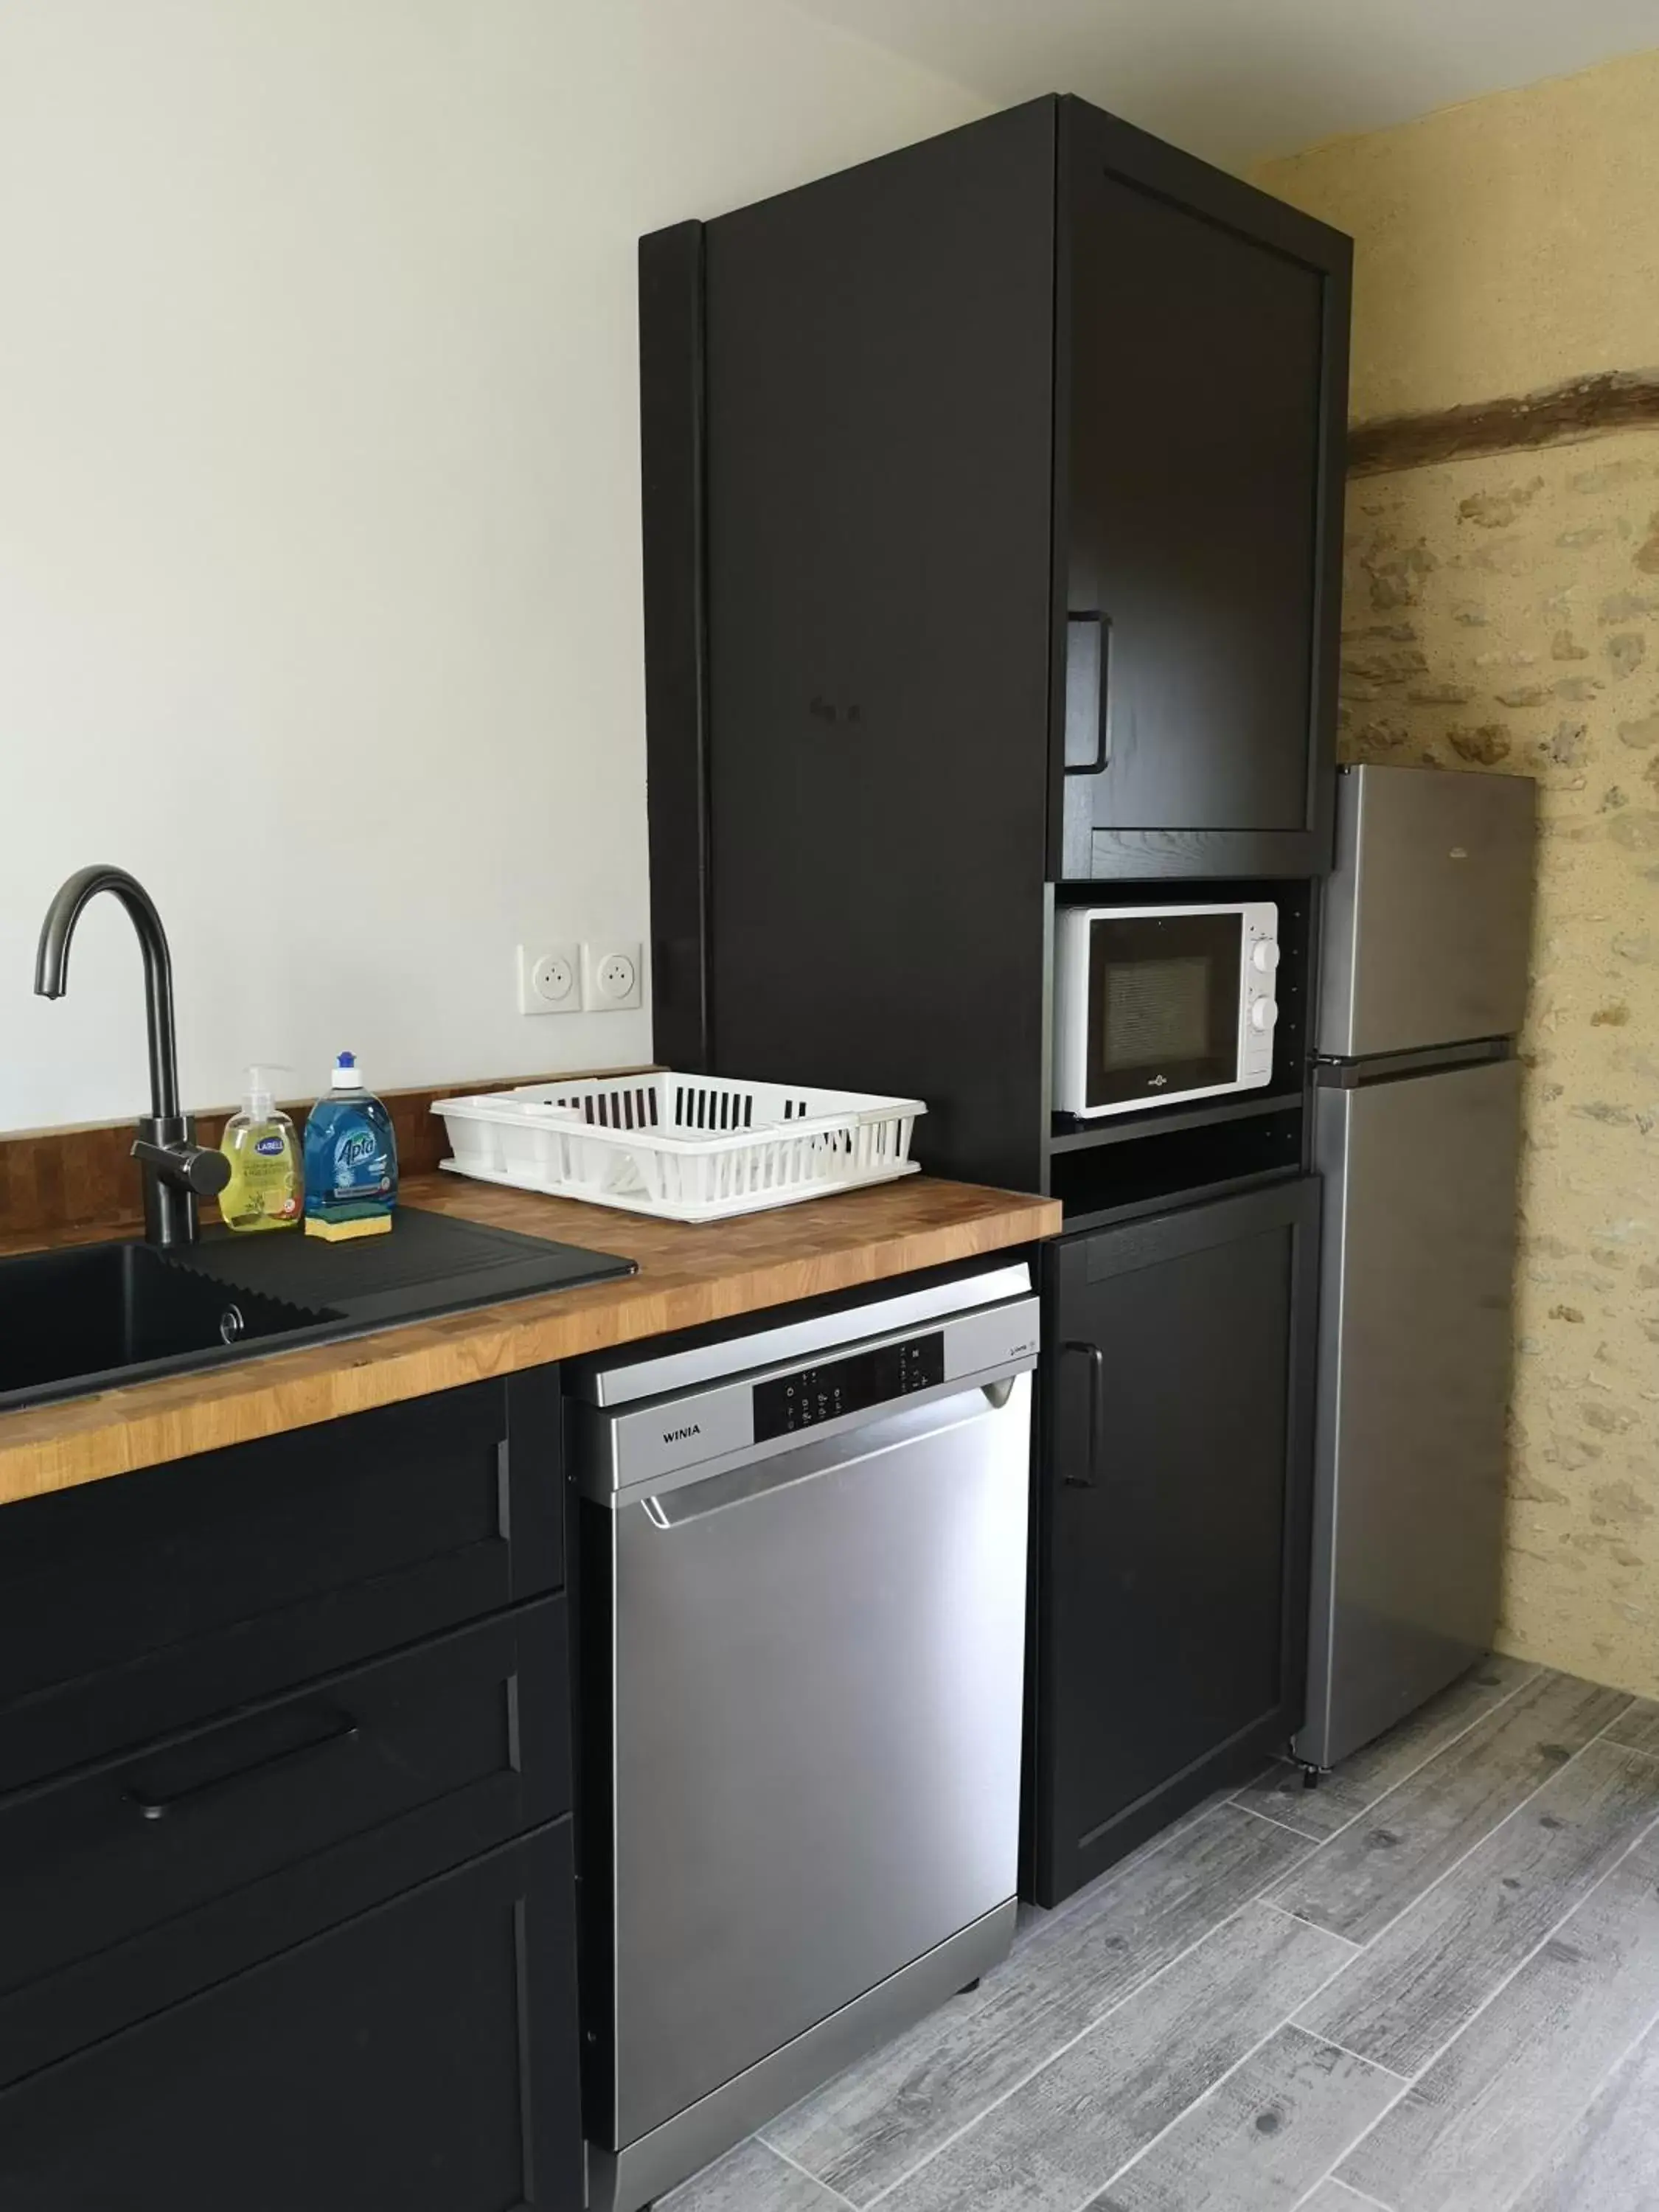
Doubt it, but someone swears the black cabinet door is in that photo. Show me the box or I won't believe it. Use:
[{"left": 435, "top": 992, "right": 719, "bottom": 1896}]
[
  {"left": 1033, "top": 1178, "right": 1319, "bottom": 1905},
  {"left": 1057, "top": 102, "right": 1348, "bottom": 876},
  {"left": 0, "top": 1823, "right": 582, "bottom": 2212}
]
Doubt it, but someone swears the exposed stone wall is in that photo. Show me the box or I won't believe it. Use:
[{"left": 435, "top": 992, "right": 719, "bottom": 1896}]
[{"left": 1340, "top": 430, "right": 1659, "bottom": 1692}]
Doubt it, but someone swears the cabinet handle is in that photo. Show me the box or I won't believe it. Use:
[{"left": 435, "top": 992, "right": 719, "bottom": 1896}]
[
  {"left": 1060, "top": 1340, "right": 1105, "bottom": 1486},
  {"left": 123, "top": 1710, "right": 361, "bottom": 1823},
  {"left": 1063, "top": 612, "right": 1111, "bottom": 776}
]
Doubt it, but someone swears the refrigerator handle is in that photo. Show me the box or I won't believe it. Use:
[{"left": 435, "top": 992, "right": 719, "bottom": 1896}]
[
  {"left": 1060, "top": 1341, "right": 1105, "bottom": 1487},
  {"left": 1312, "top": 1037, "right": 1514, "bottom": 1088}
]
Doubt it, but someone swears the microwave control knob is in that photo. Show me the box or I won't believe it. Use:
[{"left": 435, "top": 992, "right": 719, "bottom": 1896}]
[
  {"left": 1251, "top": 998, "right": 1279, "bottom": 1032},
  {"left": 1251, "top": 941, "right": 1281, "bottom": 974}
]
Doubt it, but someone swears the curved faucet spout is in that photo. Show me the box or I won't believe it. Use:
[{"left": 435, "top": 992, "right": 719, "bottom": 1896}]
[{"left": 34, "top": 864, "right": 179, "bottom": 1121}]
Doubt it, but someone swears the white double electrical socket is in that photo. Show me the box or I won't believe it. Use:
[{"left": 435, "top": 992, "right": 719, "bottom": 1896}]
[
  {"left": 517, "top": 944, "right": 581, "bottom": 1016},
  {"left": 582, "top": 941, "right": 643, "bottom": 1012},
  {"left": 517, "top": 939, "right": 644, "bottom": 1015}
]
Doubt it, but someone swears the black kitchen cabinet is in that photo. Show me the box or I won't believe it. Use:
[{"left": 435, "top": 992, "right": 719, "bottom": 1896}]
[
  {"left": 0, "top": 1824, "right": 580, "bottom": 2212},
  {"left": 0, "top": 1371, "right": 584, "bottom": 2210},
  {"left": 644, "top": 94, "right": 1349, "bottom": 1180},
  {"left": 1029, "top": 1178, "right": 1320, "bottom": 1905}
]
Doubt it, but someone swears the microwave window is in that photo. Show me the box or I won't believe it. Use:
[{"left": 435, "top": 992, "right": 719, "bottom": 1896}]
[
  {"left": 1102, "top": 956, "right": 1210, "bottom": 1071},
  {"left": 1083, "top": 912, "right": 1243, "bottom": 1110}
]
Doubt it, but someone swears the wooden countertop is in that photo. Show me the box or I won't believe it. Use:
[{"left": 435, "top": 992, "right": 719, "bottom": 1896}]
[{"left": 0, "top": 1174, "right": 1059, "bottom": 1509}]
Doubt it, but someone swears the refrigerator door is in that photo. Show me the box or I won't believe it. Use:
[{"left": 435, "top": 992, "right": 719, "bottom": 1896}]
[
  {"left": 1318, "top": 765, "right": 1536, "bottom": 1057},
  {"left": 1299, "top": 1054, "right": 1521, "bottom": 1770}
]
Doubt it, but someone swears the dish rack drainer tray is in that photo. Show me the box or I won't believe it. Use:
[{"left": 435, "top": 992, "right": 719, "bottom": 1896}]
[{"left": 431, "top": 1072, "right": 925, "bottom": 1223}]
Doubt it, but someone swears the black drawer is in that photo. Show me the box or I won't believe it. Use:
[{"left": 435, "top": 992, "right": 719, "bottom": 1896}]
[
  {"left": 0, "top": 1366, "right": 562, "bottom": 1790},
  {"left": 0, "top": 1821, "right": 582, "bottom": 2212},
  {"left": 0, "top": 1596, "right": 568, "bottom": 2087}
]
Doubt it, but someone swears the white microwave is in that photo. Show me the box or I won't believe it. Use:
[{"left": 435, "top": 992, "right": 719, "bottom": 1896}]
[{"left": 1054, "top": 902, "right": 1279, "bottom": 1119}]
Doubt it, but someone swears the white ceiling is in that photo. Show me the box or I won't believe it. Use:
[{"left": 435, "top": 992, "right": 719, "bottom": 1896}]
[{"left": 785, "top": 0, "right": 1659, "bottom": 170}]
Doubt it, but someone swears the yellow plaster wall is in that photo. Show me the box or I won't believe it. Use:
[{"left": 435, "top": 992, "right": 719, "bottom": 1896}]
[
  {"left": 1256, "top": 48, "right": 1659, "bottom": 420},
  {"left": 1255, "top": 52, "right": 1659, "bottom": 1694}
]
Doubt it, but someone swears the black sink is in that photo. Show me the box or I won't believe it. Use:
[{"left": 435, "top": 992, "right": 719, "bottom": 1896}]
[
  {"left": 0, "top": 1242, "right": 339, "bottom": 1409},
  {"left": 0, "top": 1209, "right": 636, "bottom": 1413}
]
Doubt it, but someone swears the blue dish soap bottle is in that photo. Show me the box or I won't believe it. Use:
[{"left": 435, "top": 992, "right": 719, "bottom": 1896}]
[{"left": 303, "top": 1051, "right": 397, "bottom": 1241}]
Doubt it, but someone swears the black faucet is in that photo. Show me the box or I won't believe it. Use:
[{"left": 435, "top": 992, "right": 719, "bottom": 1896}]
[{"left": 34, "top": 865, "right": 230, "bottom": 1249}]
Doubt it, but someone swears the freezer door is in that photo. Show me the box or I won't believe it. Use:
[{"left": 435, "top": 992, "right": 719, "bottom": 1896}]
[
  {"left": 1318, "top": 764, "right": 1536, "bottom": 1056},
  {"left": 1301, "top": 1055, "right": 1521, "bottom": 1769}
]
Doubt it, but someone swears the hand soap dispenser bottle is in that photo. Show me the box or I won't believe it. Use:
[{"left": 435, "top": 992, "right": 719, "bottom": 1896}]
[
  {"left": 219, "top": 1067, "right": 302, "bottom": 1232},
  {"left": 303, "top": 1051, "right": 397, "bottom": 1241}
]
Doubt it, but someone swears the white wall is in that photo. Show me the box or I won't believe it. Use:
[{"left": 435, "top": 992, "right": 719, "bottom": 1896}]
[{"left": 0, "top": 0, "right": 987, "bottom": 1129}]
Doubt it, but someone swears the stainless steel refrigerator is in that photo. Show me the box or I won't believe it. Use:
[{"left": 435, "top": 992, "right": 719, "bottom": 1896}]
[{"left": 1298, "top": 763, "right": 1537, "bottom": 1770}]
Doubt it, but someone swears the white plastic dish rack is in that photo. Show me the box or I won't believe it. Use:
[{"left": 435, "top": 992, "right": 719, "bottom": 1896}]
[{"left": 431, "top": 1072, "right": 926, "bottom": 1223}]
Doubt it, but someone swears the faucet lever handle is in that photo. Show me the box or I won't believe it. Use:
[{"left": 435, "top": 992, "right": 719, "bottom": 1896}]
[
  {"left": 181, "top": 1144, "right": 232, "bottom": 1200},
  {"left": 132, "top": 1131, "right": 232, "bottom": 1199}
]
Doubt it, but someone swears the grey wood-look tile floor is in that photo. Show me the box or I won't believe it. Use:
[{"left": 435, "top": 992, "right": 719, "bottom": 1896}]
[{"left": 660, "top": 1659, "right": 1659, "bottom": 2212}]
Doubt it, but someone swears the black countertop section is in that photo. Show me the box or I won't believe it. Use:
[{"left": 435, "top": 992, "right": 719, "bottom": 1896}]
[
  {"left": 0, "top": 1209, "right": 636, "bottom": 1413},
  {"left": 172, "top": 1207, "right": 636, "bottom": 1327}
]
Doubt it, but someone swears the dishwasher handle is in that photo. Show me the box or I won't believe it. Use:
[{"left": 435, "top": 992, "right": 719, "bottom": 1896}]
[{"left": 636, "top": 1370, "right": 1032, "bottom": 1529}]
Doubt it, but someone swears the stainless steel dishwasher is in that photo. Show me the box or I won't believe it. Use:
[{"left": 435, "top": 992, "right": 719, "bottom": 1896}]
[{"left": 571, "top": 1263, "right": 1040, "bottom": 2212}]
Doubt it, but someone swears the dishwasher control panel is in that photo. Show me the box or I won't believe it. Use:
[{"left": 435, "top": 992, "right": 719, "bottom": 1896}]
[
  {"left": 585, "top": 1291, "right": 1040, "bottom": 1496},
  {"left": 753, "top": 1330, "right": 945, "bottom": 1441}
]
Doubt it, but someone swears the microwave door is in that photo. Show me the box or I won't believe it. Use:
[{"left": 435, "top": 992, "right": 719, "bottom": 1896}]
[{"left": 1084, "top": 912, "right": 1242, "bottom": 1112}]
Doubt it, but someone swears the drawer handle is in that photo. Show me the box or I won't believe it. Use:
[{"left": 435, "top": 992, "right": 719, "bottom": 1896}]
[{"left": 124, "top": 1711, "right": 361, "bottom": 1823}]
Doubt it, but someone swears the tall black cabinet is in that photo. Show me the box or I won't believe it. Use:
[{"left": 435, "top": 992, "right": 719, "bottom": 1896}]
[{"left": 641, "top": 94, "right": 1350, "bottom": 1905}]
